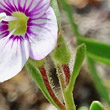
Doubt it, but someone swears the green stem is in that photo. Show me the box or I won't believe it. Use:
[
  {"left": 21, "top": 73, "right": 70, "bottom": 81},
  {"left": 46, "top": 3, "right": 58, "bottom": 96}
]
[
  {"left": 56, "top": 65, "right": 76, "bottom": 110},
  {"left": 64, "top": 89, "right": 76, "bottom": 110},
  {"left": 56, "top": 65, "right": 66, "bottom": 91},
  {"left": 51, "top": 0, "right": 61, "bottom": 29}
]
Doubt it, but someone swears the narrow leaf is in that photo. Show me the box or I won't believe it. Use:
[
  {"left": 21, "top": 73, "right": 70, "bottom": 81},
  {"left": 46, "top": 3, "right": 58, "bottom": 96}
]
[
  {"left": 87, "top": 58, "right": 110, "bottom": 104},
  {"left": 68, "top": 43, "right": 86, "bottom": 91},
  {"left": 78, "top": 37, "right": 110, "bottom": 65}
]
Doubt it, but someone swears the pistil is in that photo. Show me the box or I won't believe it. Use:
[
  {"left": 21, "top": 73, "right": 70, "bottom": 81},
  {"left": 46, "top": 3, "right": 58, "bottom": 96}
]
[{"left": 8, "top": 12, "right": 29, "bottom": 35}]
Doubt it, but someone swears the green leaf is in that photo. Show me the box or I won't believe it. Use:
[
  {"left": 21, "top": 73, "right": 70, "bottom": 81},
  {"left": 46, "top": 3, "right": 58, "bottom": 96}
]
[
  {"left": 68, "top": 43, "right": 86, "bottom": 91},
  {"left": 90, "top": 101, "right": 104, "bottom": 110},
  {"left": 87, "top": 58, "right": 110, "bottom": 104},
  {"left": 51, "top": 36, "right": 71, "bottom": 65},
  {"left": 78, "top": 37, "right": 110, "bottom": 65},
  {"left": 25, "top": 61, "right": 59, "bottom": 108},
  {"left": 63, "top": 44, "right": 86, "bottom": 110}
]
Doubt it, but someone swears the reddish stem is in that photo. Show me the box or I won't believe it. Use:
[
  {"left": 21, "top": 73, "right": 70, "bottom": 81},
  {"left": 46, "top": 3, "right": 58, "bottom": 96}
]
[
  {"left": 39, "top": 66, "right": 66, "bottom": 110},
  {"left": 62, "top": 64, "right": 70, "bottom": 85}
]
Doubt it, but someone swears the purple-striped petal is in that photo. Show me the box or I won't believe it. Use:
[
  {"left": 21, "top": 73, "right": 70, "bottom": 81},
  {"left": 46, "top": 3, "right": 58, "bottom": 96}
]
[
  {"left": 0, "top": 0, "right": 50, "bottom": 16},
  {"left": 0, "top": 36, "right": 29, "bottom": 82},
  {"left": 0, "top": 0, "right": 58, "bottom": 82},
  {"left": 26, "top": 0, "right": 50, "bottom": 17},
  {"left": 29, "top": 7, "right": 58, "bottom": 60}
]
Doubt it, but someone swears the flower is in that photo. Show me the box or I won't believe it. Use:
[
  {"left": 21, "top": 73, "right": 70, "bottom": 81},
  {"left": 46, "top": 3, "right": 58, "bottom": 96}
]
[{"left": 0, "top": 0, "right": 58, "bottom": 82}]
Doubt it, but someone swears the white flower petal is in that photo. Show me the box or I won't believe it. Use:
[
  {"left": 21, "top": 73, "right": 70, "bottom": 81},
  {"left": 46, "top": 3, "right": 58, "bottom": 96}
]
[
  {"left": 0, "top": 37, "right": 29, "bottom": 82},
  {"left": 29, "top": 7, "right": 58, "bottom": 60}
]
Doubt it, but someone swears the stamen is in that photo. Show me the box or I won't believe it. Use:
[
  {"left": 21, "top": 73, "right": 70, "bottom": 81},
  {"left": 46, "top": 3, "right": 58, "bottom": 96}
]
[
  {"left": 0, "top": 12, "right": 18, "bottom": 22},
  {"left": 4, "top": 16, "right": 18, "bottom": 22},
  {"left": 0, "top": 12, "right": 6, "bottom": 22}
]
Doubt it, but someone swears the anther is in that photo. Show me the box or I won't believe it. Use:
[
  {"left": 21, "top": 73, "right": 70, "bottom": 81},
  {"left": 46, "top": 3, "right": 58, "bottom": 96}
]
[{"left": 0, "top": 12, "right": 6, "bottom": 22}]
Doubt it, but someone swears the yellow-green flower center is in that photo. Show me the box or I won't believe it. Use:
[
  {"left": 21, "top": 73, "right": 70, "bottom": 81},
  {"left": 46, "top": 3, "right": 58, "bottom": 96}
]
[{"left": 9, "top": 12, "right": 29, "bottom": 35}]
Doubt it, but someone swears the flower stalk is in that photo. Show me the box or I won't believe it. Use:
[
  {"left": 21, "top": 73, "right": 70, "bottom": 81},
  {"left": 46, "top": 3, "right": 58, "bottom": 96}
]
[
  {"left": 64, "top": 89, "right": 76, "bottom": 110},
  {"left": 56, "top": 64, "right": 76, "bottom": 110},
  {"left": 56, "top": 65, "right": 66, "bottom": 90}
]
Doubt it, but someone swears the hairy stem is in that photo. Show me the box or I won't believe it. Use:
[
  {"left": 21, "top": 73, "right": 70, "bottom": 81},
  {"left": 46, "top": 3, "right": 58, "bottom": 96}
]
[
  {"left": 62, "top": 64, "right": 70, "bottom": 85},
  {"left": 39, "top": 66, "right": 66, "bottom": 110}
]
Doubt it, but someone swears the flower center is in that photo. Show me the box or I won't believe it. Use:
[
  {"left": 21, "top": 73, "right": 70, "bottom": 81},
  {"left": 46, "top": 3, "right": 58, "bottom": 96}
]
[{"left": 8, "top": 12, "right": 29, "bottom": 35}]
